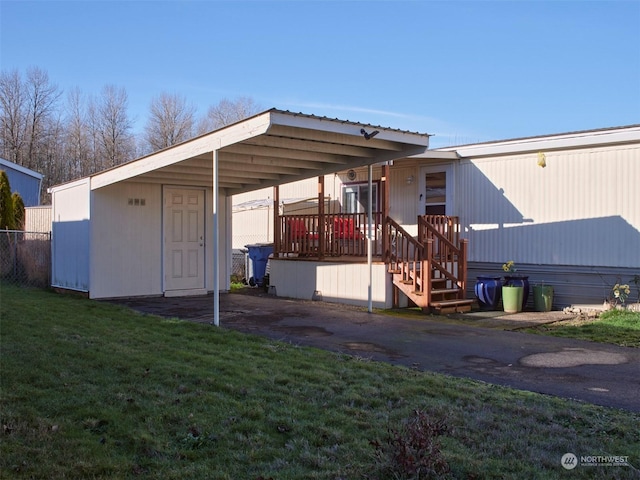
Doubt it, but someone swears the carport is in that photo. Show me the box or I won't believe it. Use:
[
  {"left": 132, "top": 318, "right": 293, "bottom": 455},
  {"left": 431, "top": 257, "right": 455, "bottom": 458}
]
[{"left": 50, "top": 109, "right": 430, "bottom": 326}]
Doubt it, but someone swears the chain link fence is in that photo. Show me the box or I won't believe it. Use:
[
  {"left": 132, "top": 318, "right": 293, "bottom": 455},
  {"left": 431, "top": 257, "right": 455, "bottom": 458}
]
[
  {"left": 0, "top": 230, "right": 51, "bottom": 288},
  {"left": 0, "top": 231, "right": 266, "bottom": 289},
  {"left": 231, "top": 249, "right": 248, "bottom": 283}
]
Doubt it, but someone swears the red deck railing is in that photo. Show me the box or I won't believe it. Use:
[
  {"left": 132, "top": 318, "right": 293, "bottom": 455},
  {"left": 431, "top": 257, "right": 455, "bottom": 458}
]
[{"left": 275, "top": 212, "right": 383, "bottom": 257}]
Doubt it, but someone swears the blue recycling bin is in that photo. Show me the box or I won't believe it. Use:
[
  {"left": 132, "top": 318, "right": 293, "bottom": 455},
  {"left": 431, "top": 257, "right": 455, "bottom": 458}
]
[{"left": 245, "top": 243, "right": 274, "bottom": 287}]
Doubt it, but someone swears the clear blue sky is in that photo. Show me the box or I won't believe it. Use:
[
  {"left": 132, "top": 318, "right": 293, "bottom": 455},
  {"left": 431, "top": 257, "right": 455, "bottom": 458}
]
[{"left": 2, "top": 0, "right": 639, "bottom": 148}]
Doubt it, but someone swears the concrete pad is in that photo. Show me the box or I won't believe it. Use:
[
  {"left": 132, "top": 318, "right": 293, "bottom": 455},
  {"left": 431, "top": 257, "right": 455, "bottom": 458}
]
[
  {"left": 520, "top": 348, "right": 629, "bottom": 368},
  {"left": 447, "top": 309, "right": 574, "bottom": 330}
]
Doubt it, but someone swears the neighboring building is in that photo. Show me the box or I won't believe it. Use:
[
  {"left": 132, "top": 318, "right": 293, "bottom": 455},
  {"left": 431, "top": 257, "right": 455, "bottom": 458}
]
[
  {"left": 0, "top": 158, "right": 43, "bottom": 207},
  {"left": 24, "top": 206, "right": 52, "bottom": 233},
  {"left": 232, "top": 175, "right": 337, "bottom": 249}
]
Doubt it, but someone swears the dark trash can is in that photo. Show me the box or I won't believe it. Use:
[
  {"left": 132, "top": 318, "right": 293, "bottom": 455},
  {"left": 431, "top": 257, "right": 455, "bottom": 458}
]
[{"left": 245, "top": 243, "right": 274, "bottom": 287}]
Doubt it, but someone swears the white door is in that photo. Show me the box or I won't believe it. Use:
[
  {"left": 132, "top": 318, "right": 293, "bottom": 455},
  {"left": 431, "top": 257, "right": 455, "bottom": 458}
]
[
  {"left": 163, "top": 187, "right": 206, "bottom": 296},
  {"left": 419, "top": 164, "right": 453, "bottom": 216}
]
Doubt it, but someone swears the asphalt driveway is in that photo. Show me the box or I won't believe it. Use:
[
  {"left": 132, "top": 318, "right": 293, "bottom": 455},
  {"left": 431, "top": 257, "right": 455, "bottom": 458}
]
[{"left": 111, "top": 290, "right": 640, "bottom": 413}]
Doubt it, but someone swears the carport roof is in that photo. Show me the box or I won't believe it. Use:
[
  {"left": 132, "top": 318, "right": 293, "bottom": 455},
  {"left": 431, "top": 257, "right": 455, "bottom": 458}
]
[{"left": 89, "top": 109, "right": 432, "bottom": 195}]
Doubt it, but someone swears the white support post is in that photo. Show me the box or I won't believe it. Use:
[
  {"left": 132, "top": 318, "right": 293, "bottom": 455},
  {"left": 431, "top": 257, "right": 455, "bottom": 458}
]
[
  {"left": 213, "top": 149, "right": 220, "bottom": 326},
  {"left": 367, "top": 164, "right": 373, "bottom": 313}
]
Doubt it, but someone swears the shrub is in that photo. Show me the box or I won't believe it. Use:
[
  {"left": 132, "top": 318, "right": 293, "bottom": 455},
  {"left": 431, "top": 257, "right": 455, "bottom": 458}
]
[
  {"left": 12, "top": 192, "right": 24, "bottom": 230},
  {"left": 0, "top": 170, "right": 25, "bottom": 230},
  {"left": 0, "top": 170, "right": 14, "bottom": 229},
  {"left": 371, "top": 409, "right": 450, "bottom": 479}
]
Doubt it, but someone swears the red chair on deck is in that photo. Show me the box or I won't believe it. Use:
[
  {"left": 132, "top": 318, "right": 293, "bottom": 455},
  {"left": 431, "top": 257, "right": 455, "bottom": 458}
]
[
  {"left": 333, "top": 217, "right": 361, "bottom": 240},
  {"left": 286, "top": 218, "right": 319, "bottom": 255},
  {"left": 287, "top": 218, "right": 307, "bottom": 240}
]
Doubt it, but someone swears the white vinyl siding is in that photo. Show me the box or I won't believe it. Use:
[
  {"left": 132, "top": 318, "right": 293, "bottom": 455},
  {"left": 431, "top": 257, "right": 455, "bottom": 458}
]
[
  {"left": 90, "top": 182, "right": 163, "bottom": 298},
  {"left": 456, "top": 143, "right": 640, "bottom": 268},
  {"left": 50, "top": 179, "right": 91, "bottom": 291},
  {"left": 86, "top": 182, "right": 230, "bottom": 299},
  {"left": 25, "top": 205, "right": 52, "bottom": 233},
  {"left": 270, "top": 259, "right": 392, "bottom": 308}
]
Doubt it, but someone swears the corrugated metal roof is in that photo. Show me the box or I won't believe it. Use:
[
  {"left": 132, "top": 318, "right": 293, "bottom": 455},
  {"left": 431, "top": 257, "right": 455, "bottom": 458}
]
[
  {"left": 55, "top": 109, "right": 431, "bottom": 196},
  {"left": 262, "top": 108, "right": 432, "bottom": 137}
]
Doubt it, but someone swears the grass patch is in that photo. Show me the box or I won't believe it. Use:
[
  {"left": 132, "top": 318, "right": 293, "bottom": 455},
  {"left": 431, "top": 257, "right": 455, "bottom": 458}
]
[
  {"left": 380, "top": 306, "right": 640, "bottom": 349},
  {"left": 1, "top": 284, "right": 639, "bottom": 479},
  {"left": 522, "top": 309, "right": 640, "bottom": 348},
  {"left": 229, "top": 281, "right": 246, "bottom": 293}
]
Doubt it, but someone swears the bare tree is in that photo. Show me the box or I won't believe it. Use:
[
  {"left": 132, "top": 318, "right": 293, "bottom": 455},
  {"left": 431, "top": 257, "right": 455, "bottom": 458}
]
[
  {"left": 64, "top": 87, "right": 91, "bottom": 178},
  {"left": 86, "top": 95, "right": 103, "bottom": 172},
  {"left": 0, "top": 68, "right": 64, "bottom": 202},
  {"left": 2, "top": 67, "right": 266, "bottom": 194},
  {"left": 94, "top": 85, "right": 135, "bottom": 169},
  {"left": 144, "top": 92, "right": 195, "bottom": 153},
  {"left": 197, "top": 96, "right": 262, "bottom": 134},
  {"left": 24, "top": 67, "right": 62, "bottom": 171},
  {"left": 38, "top": 114, "right": 66, "bottom": 194},
  {"left": 0, "top": 69, "right": 27, "bottom": 165}
]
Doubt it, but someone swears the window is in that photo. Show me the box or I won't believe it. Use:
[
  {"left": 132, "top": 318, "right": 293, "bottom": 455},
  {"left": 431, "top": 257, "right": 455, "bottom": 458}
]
[
  {"left": 425, "top": 171, "right": 446, "bottom": 215},
  {"left": 342, "top": 182, "right": 379, "bottom": 214}
]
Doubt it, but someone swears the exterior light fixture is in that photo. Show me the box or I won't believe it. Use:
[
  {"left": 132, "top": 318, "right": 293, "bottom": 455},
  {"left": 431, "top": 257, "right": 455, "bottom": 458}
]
[{"left": 537, "top": 152, "right": 546, "bottom": 168}]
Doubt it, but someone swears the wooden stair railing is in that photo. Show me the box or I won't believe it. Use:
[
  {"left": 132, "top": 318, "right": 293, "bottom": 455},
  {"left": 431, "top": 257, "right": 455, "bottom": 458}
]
[
  {"left": 385, "top": 217, "right": 430, "bottom": 308},
  {"left": 385, "top": 215, "right": 472, "bottom": 313},
  {"left": 417, "top": 215, "right": 468, "bottom": 300}
]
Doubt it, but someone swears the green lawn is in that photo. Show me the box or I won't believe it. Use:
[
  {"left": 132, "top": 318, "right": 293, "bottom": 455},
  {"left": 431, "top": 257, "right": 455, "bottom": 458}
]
[
  {"left": 1, "top": 284, "right": 639, "bottom": 479},
  {"left": 522, "top": 309, "right": 640, "bottom": 348}
]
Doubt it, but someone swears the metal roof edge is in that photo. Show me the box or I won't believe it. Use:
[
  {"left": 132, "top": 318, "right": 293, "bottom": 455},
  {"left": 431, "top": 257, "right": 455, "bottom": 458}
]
[
  {"left": 0, "top": 157, "right": 44, "bottom": 180},
  {"left": 56, "top": 109, "right": 430, "bottom": 191},
  {"left": 268, "top": 109, "right": 432, "bottom": 139},
  {"left": 437, "top": 124, "right": 640, "bottom": 157},
  {"left": 410, "top": 150, "right": 460, "bottom": 160},
  {"left": 47, "top": 176, "right": 90, "bottom": 194}
]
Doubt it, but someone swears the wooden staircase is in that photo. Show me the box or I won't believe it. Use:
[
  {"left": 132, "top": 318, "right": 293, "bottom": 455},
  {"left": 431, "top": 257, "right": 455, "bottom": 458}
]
[{"left": 385, "top": 216, "right": 473, "bottom": 314}]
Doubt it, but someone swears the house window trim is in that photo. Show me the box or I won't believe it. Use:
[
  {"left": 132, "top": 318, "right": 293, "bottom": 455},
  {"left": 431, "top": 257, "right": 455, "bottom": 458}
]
[
  {"left": 341, "top": 180, "right": 381, "bottom": 214},
  {"left": 419, "top": 164, "right": 453, "bottom": 216}
]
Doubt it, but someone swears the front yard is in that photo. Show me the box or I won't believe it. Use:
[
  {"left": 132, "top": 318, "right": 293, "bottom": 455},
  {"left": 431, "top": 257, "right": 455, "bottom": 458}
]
[{"left": 1, "top": 284, "right": 639, "bottom": 479}]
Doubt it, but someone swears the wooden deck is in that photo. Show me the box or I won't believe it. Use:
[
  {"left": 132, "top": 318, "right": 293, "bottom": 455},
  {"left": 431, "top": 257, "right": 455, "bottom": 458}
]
[{"left": 272, "top": 212, "right": 471, "bottom": 313}]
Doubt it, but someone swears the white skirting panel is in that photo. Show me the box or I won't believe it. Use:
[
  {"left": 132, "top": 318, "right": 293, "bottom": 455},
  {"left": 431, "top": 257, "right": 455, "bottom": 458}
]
[{"left": 270, "top": 259, "right": 393, "bottom": 308}]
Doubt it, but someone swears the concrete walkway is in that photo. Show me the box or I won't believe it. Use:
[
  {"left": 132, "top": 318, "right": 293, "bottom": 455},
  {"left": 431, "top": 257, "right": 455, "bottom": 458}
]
[{"left": 112, "top": 291, "right": 640, "bottom": 413}]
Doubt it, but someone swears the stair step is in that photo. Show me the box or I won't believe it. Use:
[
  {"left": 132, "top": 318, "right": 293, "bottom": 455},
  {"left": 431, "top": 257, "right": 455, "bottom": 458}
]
[
  {"left": 430, "top": 298, "right": 474, "bottom": 314},
  {"left": 430, "top": 299, "right": 474, "bottom": 307},
  {"left": 431, "top": 288, "right": 460, "bottom": 295}
]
